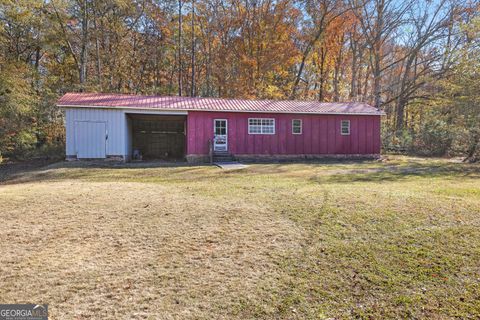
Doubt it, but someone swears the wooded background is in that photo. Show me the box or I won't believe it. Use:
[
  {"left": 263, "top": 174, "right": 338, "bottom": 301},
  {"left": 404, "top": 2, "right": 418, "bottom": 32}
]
[{"left": 0, "top": 0, "right": 479, "bottom": 161}]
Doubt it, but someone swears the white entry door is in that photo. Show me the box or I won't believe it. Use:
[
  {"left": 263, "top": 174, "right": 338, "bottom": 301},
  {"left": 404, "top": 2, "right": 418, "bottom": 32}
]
[
  {"left": 213, "top": 119, "right": 228, "bottom": 152},
  {"left": 75, "top": 121, "right": 107, "bottom": 158}
]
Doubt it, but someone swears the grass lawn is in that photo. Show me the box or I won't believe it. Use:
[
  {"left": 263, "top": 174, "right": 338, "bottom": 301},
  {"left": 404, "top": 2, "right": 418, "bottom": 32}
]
[{"left": 1, "top": 156, "right": 479, "bottom": 319}]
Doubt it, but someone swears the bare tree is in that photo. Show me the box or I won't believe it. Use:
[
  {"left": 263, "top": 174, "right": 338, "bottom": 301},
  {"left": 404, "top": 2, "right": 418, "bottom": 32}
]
[
  {"left": 51, "top": 0, "right": 86, "bottom": 89},
  {"left": 393, "top": 0, "right": 454, "bottom": 132},
  {"left": 351, "top": 0, "right": 413, "bottom": 107},
  {"left": 290, "top": 0, "right": 351, "bottom": 99},
  {"left": 348, "top": 18, "right": 366, "bottom": 100}
]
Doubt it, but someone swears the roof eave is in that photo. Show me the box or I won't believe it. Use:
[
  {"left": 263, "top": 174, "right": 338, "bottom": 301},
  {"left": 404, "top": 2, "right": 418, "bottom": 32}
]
[{"left": 57, "top": 104, "right": 385, "bottom": 116}]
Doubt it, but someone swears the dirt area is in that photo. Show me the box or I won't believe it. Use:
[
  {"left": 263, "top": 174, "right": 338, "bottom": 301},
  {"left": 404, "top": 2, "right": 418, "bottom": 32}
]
[{"left": 0, "top": 159, "right": 59, "bottom": 182}]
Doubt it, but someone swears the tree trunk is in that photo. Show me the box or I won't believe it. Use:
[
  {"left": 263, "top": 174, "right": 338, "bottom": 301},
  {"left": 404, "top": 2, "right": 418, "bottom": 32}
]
[
  {"left": 333, "top": 35, "right": 344, "bottom": 102},
  {"left": 178, "top": 0, "right": 183, "bottom": 96},
  {"left": 190, "top": 0, "right": 195, "bottom": 97},
  {"left": 92, "top": 2, "right": 102, "bottom": 89},
  {"left": 395, "top": 51, "right": 417, "bottom": 133},
  {"left": 350, "top": 41, "right": 358, "bottom": 100},
  {"left": 371, "top": 0, "right": 385, "bottom": 108},
  {"left": 206, "top": 32, "right": 212, "bottom": 96},
  {"left": 362, "top": 62, "right": 370, "bottom": 99},
  {"left": 318, "top": 47, "right": 327, "bottom": 102},
  {"left": 79, "top": 0, "right": 89, "bottom": 90},
  {"left": 464, "top": 131, "right": 480, "bottom": 162},
  {"left": 372, "top": 50, "right": 381, "bottom": 108}
]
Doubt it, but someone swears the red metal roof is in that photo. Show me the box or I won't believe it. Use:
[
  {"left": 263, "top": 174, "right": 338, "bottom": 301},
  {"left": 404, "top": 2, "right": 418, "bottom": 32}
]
[{"left": 57, "top": 92, "right": 384, "bottom": 115}]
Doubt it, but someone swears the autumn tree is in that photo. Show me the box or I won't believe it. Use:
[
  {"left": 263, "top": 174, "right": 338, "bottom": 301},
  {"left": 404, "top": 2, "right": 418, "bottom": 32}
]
[{"left": 0, "top": 0, "right": 479, "bottom": 160}]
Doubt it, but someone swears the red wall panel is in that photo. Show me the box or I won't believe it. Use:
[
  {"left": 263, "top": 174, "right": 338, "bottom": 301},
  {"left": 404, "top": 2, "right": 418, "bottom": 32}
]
[{"left": 186, "top": 111, "right": 381, "bottom": 155}]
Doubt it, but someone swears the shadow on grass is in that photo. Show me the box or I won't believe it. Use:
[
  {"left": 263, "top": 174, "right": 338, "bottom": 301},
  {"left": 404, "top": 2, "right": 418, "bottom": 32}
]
[
  {"left": 224, "top": 158, "right": 381, "bottom": 175},
  {"left": 0, "top": 158, "right": 63, "bottom": 183},
  {"left": 48, "top": 159, "right": 198, "bottom": 169},
  {"left": 2, "top": 158, "right": 377, "bottom": 184},
  {"left": 0, "top": 160, "right": 217, "bottom": 185},
  {"left": 311, "top": 162, "right": 480, "bottom": 184},
  {"left": 2, "top": 157, "right": 479, "bottom": 186}
]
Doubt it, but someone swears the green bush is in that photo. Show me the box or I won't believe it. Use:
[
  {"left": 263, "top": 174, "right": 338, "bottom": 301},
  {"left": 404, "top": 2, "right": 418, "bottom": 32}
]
[
  {"left": 7, "top": 130, "right": 38, "bottom": 160},
  {"left": 382, "top": 127, "right": 413, "bottom": 154},
  {"left": 413, "top": 118, "right": 453, "bottom": 156},
  {"left": 382, "top": 114, "right": 457, "bottom": 157}
]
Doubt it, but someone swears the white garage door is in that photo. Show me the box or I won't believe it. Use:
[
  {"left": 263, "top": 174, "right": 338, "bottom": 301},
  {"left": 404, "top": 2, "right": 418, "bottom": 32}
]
[{"left": 75, "top": 121, "right": 107, "bottom": 158}]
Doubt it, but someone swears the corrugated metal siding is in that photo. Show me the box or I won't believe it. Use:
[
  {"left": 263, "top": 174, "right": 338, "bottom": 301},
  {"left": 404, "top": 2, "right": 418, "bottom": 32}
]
[
  {"left": 74, "top": 121, "right": 107, "bottom": 158},
  {"left": 125, "top": 116, "right": 132, "bottom": 160},
  {"left": 65, "top": 108, "right": 126, "bottom": 157},
  {"left": 187, "top": 111, "right": 381, "bottom": 155}
]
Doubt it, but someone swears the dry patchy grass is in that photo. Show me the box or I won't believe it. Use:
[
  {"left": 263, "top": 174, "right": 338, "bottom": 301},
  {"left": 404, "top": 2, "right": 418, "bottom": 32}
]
[{"left": 0, "top": 156, "right": 479, "bottom": 319}]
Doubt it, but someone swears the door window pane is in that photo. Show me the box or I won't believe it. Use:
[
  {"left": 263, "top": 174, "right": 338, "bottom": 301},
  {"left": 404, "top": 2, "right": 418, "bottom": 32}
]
[{"left": 215, "top": 120, "right": 227, "bottom": 135}]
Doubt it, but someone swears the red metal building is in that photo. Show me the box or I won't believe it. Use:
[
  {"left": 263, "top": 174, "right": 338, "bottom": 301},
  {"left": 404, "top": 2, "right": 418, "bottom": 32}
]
[{"left": 58, "top": 93, "right": 383, "bottom": 162}]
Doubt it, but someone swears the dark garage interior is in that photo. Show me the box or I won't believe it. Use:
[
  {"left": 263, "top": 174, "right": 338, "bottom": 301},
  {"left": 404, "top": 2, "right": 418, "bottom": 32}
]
[{"left": 128, "top": 114, "right": 186, "bottom": 160}]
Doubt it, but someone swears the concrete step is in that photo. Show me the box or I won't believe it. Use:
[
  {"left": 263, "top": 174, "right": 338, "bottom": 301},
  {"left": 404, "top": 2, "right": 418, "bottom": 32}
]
[
  {"left": 213, "top": 153, "right": 235, "bottom": 162},
  {"left": 213, "top": 157, "right": 235, "bottom": 161}
]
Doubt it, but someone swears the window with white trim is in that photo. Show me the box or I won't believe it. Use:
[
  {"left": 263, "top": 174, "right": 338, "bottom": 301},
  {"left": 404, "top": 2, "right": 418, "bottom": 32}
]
[
  {"left": 341, "top": 120, "right": 350, "bottom": 135},
  {"left": 292, "top": 119, "right": 302, "bottom": 134},
  {"left": 248, "top": 118, "right": 275, "bottom": 134}
]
